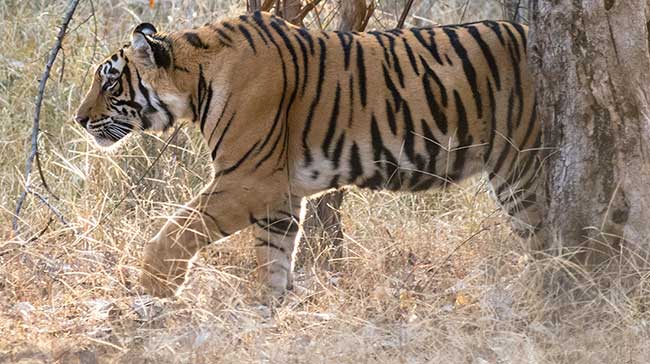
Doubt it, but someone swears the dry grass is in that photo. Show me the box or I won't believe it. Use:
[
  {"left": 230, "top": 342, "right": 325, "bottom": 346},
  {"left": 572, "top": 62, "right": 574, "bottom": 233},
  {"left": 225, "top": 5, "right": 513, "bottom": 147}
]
[{"left": 1, "top": 1, "right": 649, "bottom": 363}]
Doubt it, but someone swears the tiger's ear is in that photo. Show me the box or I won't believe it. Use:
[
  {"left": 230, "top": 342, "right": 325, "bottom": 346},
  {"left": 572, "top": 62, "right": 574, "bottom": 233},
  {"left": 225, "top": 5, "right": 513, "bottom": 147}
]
[{"left": 131, "top": 23, "right": 171, "bottom": 69}]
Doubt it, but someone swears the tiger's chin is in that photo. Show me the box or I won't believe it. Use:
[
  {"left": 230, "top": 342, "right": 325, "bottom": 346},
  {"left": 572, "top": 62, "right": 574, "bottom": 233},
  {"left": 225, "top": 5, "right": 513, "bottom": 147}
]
[{"left": 92, "top": 134, "right": 131, "bottom": 151}]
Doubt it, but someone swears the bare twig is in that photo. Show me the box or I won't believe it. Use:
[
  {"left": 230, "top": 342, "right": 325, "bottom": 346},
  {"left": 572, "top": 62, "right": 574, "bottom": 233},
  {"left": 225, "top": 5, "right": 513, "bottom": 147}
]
[
  {"left": 396, "top": 0, "right": 415, "bottom": 28},
  {"left": 360, "top": 1, "right": 375, "bottom": 30},
  {"left": 261, "top": 0, "right": 275, "bottom": 11},
  {"left": 459, "top": 0, "right": 472, "bottom": 23},
  {"left": 28, "top": 189, "right": 69, "bottom": 227},
  {"left": 247, "top": 0, "right": 261, "bottom": 12},
  {"left": 80, "top": 0, "right": 99, "bottom": 89},
  {"left": 35, "top": 151, "right": 59, "bottom": 201},
  {"left": 292, "top": 0, "right": 323, "bottom": 24},
  {"left": 13, "top": 0, "right": 81, "bottom": 234}
]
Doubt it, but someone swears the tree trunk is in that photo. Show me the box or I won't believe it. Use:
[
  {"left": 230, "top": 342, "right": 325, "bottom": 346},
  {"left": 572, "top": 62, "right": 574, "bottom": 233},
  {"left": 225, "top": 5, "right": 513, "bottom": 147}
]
[
  {"left": 530, "top": 0, "right": 650, "bottom": 265},
  {"left": 502, "top": 0, "right": 522, "bottom": 22},
  {"left": 247, "top": 0, "right": 261, "bottom": 12}
]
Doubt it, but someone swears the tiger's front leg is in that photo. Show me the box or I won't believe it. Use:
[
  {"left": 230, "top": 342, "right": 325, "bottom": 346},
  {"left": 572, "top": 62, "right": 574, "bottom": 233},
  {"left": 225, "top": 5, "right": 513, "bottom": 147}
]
[
  {"left": 140, "top": 182, "right": 225, "bottom": 297},
  {"left": 140, "top": 175, "right": 298, "bottom": 297},
  {"left": 140, "top": 179, "right": 263, "bottom": 297}
]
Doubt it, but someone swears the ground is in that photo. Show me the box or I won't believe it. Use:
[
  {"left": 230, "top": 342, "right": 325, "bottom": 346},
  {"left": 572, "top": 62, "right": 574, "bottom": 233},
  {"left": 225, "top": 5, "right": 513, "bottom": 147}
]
[{"left": 1, "top": 1, "right": 648, "bottom": 363}]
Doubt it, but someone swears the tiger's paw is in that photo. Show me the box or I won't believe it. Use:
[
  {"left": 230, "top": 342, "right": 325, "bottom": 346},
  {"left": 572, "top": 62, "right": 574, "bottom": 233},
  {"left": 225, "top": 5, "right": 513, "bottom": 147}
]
[
  {"left": 139, "top": 241, "right": 189, "bottom": 298},
  {"left": 140, "top": 268, "right": 184, "bottom": 298}
]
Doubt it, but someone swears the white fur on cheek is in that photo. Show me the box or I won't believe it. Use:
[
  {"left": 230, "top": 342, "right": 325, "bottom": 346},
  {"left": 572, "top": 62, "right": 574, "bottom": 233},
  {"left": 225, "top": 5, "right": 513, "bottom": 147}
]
[{"left": 159, "top": 93, "right": 189, "bottom": 122}]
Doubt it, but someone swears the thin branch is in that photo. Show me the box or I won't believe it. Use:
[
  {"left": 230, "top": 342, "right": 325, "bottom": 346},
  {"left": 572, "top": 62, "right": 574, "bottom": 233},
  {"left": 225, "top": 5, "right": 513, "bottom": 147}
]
[
  {"left": 292, "top": 0, "right": 323, "bottom": 24},
  {"left": 35, "top": 150, "right": 59, "bottom": 200},
  {"left": 29, "top": 189, "right": 69, "bottom": 227},
  {"left": 459, "top": 0, "right": 472, "bottom": 23},
  {"left": 360, "top": 1, "right": 375, "bottom": 31},
  {"left": 261, "top": 0, "right": 275, "bottom": 11},
  {"left": 396, "top": 0, "right": 415, "bottom": 28},
  {"left": 13, "top": 0, "right": 80, "bottom": 234}
]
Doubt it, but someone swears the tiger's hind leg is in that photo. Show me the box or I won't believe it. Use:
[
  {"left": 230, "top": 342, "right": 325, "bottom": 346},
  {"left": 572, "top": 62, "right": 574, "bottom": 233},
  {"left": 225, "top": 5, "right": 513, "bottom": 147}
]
[
  {"left": 487, "top": 148, "right": 548, "bottom": 250},
  {"left": 251, "top": 197, "right": 304, "bottom": 298}
]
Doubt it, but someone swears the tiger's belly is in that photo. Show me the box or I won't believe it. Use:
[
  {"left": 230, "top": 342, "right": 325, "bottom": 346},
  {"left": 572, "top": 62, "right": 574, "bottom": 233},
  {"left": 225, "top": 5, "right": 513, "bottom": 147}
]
[{"left": 291, "top": 134, "right": 486, "bottom": 196}]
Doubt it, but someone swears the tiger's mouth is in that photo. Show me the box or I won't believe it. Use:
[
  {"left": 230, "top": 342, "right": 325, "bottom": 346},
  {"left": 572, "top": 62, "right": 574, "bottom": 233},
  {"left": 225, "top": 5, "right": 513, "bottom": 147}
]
[{"left": 86, "top": 116, "right": 140, "bottom": 148}]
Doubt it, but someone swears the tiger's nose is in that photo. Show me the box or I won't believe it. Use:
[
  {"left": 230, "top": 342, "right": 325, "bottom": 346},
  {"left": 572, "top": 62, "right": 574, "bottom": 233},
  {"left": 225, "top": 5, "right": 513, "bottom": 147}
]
[{"left": 75, "top": 115, "right": 89, "bottom": 128}]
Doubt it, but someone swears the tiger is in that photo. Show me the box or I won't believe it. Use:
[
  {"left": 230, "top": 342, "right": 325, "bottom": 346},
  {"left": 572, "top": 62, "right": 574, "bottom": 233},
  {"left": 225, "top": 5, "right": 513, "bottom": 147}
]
[{"left": 75, "top": 11, "right": 545, "bottom": 298}]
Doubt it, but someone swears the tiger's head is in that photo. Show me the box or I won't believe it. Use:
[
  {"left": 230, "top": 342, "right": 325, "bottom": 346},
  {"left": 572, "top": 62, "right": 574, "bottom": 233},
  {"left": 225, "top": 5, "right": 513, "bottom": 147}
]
[{"left": 75, "top": 23, "right": 185, "bottom": 148}]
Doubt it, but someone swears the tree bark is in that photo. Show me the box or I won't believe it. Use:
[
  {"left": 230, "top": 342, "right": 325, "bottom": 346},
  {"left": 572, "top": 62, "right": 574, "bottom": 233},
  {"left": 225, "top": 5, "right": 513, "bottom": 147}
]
[
  {"left": 530, "top": 0, "right": 650, "bottom": 265},
  {"left": 247, "top": 0, "right": 261, "bottom": 12}
]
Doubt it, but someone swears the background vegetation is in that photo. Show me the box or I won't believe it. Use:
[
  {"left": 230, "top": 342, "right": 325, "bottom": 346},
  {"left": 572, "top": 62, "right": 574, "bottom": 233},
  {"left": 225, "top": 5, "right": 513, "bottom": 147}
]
[{"left": 0, "top": 1, "right": 647, "bottom": 363}]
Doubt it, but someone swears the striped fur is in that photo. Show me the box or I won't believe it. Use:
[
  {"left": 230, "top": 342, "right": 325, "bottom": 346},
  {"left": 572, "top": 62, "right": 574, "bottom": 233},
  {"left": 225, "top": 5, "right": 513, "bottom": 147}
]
[{"left": 76, "top": 12, "right": 545, "bottom": 297}]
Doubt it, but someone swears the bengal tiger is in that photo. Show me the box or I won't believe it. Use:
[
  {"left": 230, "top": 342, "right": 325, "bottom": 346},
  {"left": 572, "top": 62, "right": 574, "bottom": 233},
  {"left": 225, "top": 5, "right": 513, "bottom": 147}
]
[{"left": 75, "top": 11, "right": 545, "bottom": 298}]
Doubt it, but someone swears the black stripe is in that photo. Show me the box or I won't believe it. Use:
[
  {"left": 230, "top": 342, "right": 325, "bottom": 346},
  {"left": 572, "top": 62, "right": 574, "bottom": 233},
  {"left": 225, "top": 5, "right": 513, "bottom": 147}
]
[
  {"left": 386, "top": 34, "right": 405, "bottom": 88},
  {"left": 385, "top": 99, "right": 397, "bottom": 135},
  {"left": 504, "top": 25, "right": 524, "bottom": 127},
  {"left": 510, "top": 22, "right": 527, "bottom": 53},
  {"left": 370, "top": 116, "right": 399, "bottom": 187},
  {"left": 370, "top": 31, "right": 392, "bottom": 68},
  {"left": 332, "top": 134, "right": 346, "bottom": 169},
  {"left": 484, "top": 21, "right": 505, "bottom": 45},
  {"left": 199, "top": 210, "right": 229, "bottom": 237},
  {"left": 348, "top": 74, "right": 355, "bottom": 127},
  {"left": 238, "top": 24, "right": 257, "bottom": 53},
  {"left": 293, "top": 34, "right": 309, "bottom": 97},
  {"left": 507, "top": 192, "right": 537, "bottom": 216},
  {"left": 452, "top": 90, "right": 471, "bottom": 176},
  {"left": 420, "top": 118, "right": 440, "bottom": 175},
  {"left": 382, "top": 64, "right": 402, "bottom": 111},
  {"left": 255, "top": 238, "right": 287, "bottom": 253},
  {"left": 200, "top": 83, "right": 213, "bottom": 133},
  {"left": 297, "top": 28, "right": 314, "bottom": 55},
  {"left": 402, "top": 102, "right": 416, "bottom": 162},
  {"left": 157, "top": 98, "right": 174, "bottom": 130},
  {"left": 241, "top": 15, "right": 269, "bottom": 45},
  {"left": 215, "top": 28, "right": 233, "bottom": 44},
  {"left": 411, "top": 28, "right": 443, "bottom": 65},
  {"left": 184, "top": 32, "right": 208, "bottom": 49},
  {"left": 336, "top": 31, "right": 354, "bottom": 70},
  {"left": 483, "top": 78, "right": 497, "bottom": 163},
  {"left": 444, "top": 28, "right": 482, "bottom": 119},
  {"left": 211, "top": 112, "right": 236, "bottom": 160},
  {"left": 267, "top": 217, "right": 298, "bottom": 234},
  {"left": 402, "top": 38, "right": 420, "bottom": 75},
  {"left": 370, "top": 115, "right": 384, "bottom": 161},
  {"left": 467, "top": 25, "right": 501, "bottom": 91},
  {"left": 420, "top": 57, "right": 448, "bottom": 134},
  {"left": 123, "top": 64, "right": 136, "bottom": 103},
  {"left": 207, "top": 93, "right": 232, "bottom": 144},
  {"left": 356, "top": 42, "right": 367, "bottom": 108},
  {"left": 135, "top": 70, "right": 153, "bottom": 129},
  {"left": 329, "top": 175, "right": 340, "bottom": 188},
  {"left": 149, "top": 37, "right": 171, "bottom": 68},
  {"left": 491, "top": 91, "right": 515, "bottom": 177},
  {"left": 302, "top": 38, "right": 327, "bottom": 165},
  {"left": 322, "top": 83, "right": 342, "bottom": 158},
  {"left": 215, "top": 141, "right": 259, "bottom": 177},
  {"left": 348, "top": 142, "right": 363, "bottom": 183}
]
